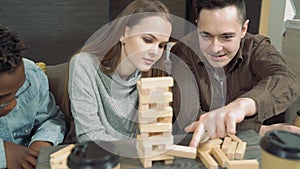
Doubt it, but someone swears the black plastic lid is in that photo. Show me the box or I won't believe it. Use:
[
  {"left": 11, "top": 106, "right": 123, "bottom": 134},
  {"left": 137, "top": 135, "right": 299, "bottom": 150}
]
[
  {"left": 67, "top": 141, "right": 119, "bottom": 169},
  {"left": 260, "top": 130, "right": 300, "bottom": 159}
]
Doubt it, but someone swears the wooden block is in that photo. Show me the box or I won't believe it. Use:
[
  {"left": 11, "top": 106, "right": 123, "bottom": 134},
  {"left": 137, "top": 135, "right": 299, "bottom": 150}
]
[
  {"left": 198, "top": 138, "right": 223, "bottom": 151},
  {"left": 166, "top": 145, "right": 197, "bottom": 159},
  {"left": 138, "top": 135, "right": 173, "bottom": 146},
  {"left": 228, "top": 134, "right": 242, "bottom": 143},
  {"left": 50, "top": 144, "right": 75, "bottom": 158},
  {"left": 235, "top": 141, "right": 247, "bottom": 160},
  {"left": 225, "top": 160, "right": 259, "bottom": 169},
  {"left": 164, "top": 159, "right": 173, "bottom": 165},
  {"left": 139, "top": 92, "right": 172, "bottom": 104},
  {"left": 210, "top": 147, "right": 229, "bottom": 167},
  {"left": 226, "top": 141, "right": 238, "bottom": 160},
  {"left": 138, "top": 151, "right": 174, "bottom": 168},
  {"left": 198, "top": 151, "right": 218, "bottom": 169},
  {"left": 139, "top": 106, "right": 173, "bottom": 119},
  {"left": 50, "top": 153, "right": 69, "bottom": 165},
  {"left": 157, "top": 117, "right": 172, "bottom": 123},
  {"left": 139, "top": 123, "right": 172, "bottom": 133},
  {"left": 139, "top": 77, "right": 173, "bottom": 89},
  {"left": 138, "top": 104, "right": 149, "bottom": 111},
  {"left": 50, "top": 164, "right": 69, "bottom": 169},
  {"left": 221, "top": 137, "right": 231, "bottom": 153}
]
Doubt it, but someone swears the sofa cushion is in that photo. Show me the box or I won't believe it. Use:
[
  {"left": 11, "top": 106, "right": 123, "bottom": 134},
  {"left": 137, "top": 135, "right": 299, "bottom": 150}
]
[{"left": 46, "top": 62, "right": 76, "bottom": 143}]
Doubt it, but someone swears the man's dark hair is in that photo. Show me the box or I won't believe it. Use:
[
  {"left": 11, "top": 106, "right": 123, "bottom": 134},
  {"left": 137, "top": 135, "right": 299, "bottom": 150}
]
[
  {"left": 195, "top": 0, "right": 246, "bottom": 24},
  {"left": 0, "top": 25, "right": 26, "bottom": 73}
]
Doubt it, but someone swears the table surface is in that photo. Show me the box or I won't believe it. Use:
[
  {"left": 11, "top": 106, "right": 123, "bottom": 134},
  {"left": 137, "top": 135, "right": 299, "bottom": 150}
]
[{"left": 37, "top": 130, "right": 261, "bottom": 169}]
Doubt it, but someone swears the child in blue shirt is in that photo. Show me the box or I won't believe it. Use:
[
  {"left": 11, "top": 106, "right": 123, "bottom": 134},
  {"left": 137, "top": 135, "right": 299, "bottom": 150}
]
[{"left": 0, "top": 25, "right": 66, "bottom": 169}]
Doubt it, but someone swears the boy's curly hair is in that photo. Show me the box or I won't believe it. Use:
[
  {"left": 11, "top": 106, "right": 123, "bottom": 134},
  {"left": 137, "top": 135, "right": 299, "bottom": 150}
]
[{"left": 0, "top": 25, "right": 26, "bottom": 73}]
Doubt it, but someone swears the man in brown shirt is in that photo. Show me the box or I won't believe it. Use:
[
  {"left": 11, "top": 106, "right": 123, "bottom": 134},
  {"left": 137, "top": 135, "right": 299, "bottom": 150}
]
[{"left": 171, "top": 0, "right": 300, "bottom": 147}]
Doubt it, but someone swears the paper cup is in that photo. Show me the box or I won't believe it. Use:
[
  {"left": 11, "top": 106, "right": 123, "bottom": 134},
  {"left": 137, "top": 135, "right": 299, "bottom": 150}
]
[
  {"left": 260, "top": 130, "right": 300, "bottom": 169},
  {"left": 294, "top": 111, "right": 300, "bottom": 127}
]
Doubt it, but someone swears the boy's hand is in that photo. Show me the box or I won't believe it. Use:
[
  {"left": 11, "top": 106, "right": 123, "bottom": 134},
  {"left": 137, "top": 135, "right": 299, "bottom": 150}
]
[
  {"left": 4, "top": 141, "right": 38, "bottom": 169},
  {"left": 29, "top": 140, "right": 52, "bottom": 152}
]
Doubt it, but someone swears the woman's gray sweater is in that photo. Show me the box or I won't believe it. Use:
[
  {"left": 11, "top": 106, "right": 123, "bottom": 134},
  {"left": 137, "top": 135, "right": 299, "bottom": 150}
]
[{"left": 68, "top": 53, "right": 141, "bottom": 143}]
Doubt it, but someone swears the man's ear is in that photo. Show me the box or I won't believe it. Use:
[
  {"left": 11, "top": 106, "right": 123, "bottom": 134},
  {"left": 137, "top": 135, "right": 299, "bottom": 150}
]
[{"left": 241, "top": 19, "right": 249, "bottom": 38}]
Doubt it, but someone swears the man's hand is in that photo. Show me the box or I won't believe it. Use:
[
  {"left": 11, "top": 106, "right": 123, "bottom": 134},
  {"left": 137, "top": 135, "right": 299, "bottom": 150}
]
[
  {"left": 4, "top": 141, "right": 38, "bottom": 169},
  {"left": 259, "top": 123, "right": 300, "bottom": 136},
  {"left": 185, "top": 98, "right": 256, "bottom": 147},
  {"left": 29, "top": 140, "right": 52, "bottom": 152}
]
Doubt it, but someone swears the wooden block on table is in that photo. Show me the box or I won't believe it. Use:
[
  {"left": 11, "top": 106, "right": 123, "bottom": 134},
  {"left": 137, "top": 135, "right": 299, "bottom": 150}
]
[
  {"left": 235, "top": 141, "right": 247, "bottom": 160},
  {"left": 50, "top": 144, "right": 75, "bottom": 158},
  {"left": 226, "top": 141, "right": 238, "bottom": 160},
  {"left": 198, "top": 138, "right": 223, "bottom": 151},
  {"left": 139, "top": 77, "right": 173, "bottom": 89},
  {"left": 210, "top": 147, "right": 229, "bottom": 167},
  {"left": 50, "top": 144, "right": 75, "bottom": 164},
  {"left": 166, "top": 145, "right": 197, "bottom": 159},
  {"left": 138, "top": 151, "right": 174, "bottom": 168},
  {"left": 221, "top": 137, "right": 231, "bottom": 153},
  {"left": 225, "top": 159, "right": 259, "bottom": 169},
  {"left": 50, "top": 164, "right": 69, "bottom": 169},
  {"left": 198, "top": 151, "right": 218, "bottom": 169},
  {"left": 228, "top": 134, "right": 242, "bottom": 143}
]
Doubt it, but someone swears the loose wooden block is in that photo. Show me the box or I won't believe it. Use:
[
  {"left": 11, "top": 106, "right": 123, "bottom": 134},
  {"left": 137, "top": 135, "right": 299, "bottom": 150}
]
[
  {"left": 198, "top": 150, "right": 218, "bottom": 169},
  {"left": 166, "top": 145, "right": 197, "bottom": 159},
  {"left": 225, "top": 160, "right": 259, "bottom": 169},
  {"left": 226, "top": 141, "right": 238, "bottom": 160},
  {"left": 210, "top": 147, "right": 229, "bottom": 167},
  {"left": 198, "top": 138, "right": 223, "bottom": 151},
  {"left": 50, "top": 164, "right": 69, "bottom": 169},
  {"left": 235, "top": 141, "right": 247, "bottom": 160},
  {"left": 228, "top": 134, "right": 242, "bottom": 143},
  {"left": 139, "top": 77, "right": 173, "bottom": 89},
  {"left": 50, "top": 144, "right": 75, "bottom": 159},
  {"left": 221, "top": 137, "right": 232, "bottom": 153}
]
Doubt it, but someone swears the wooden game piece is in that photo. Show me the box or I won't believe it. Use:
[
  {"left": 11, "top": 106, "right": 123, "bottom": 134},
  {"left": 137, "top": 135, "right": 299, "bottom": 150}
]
[
  {"left": 226, "top": 141, "right": 238, "bottom": 160},
  {"left": 198, "top": 150, "right": 218, "bottom": 169},
  {"left": 50, "top": 144, "right": 75, "bottom": 165},
  {"left": 166, "top": 145, "right": 197, "bottom": 159},
  {"left": 139, "top": 106, "right": 173, "bottom": 119},
  {"left": 139, "top": 77, "right": 173, "bottom": 89},
  {"left": 50, "top": 144, "right": 75, "bottom": 159},
  {"left": 210, "top": 147, "right": 229, "bottom": 167},
  {"left": 228, "top": 134, "right": 242, "bottom": 143},
  {"left": 225, "top": 159, "right": 259, "bottom": 169},
  {"left": 235, "top": 141, "right": 247, "bottom": 160},
  {"left": 138, "top": 151, "right": 174, "bottom": 168},
  {"left": 139, "top": 123, "right": 172, "bottom": 133},
  {"left": 198, "top": 138, "right": 223, "bottom": 151},
  {"left": 139, "top": 91, "right": 172, "bottom": 104},
  {"left": 221, "top": 137, "right": 231, "bottom": 153}
]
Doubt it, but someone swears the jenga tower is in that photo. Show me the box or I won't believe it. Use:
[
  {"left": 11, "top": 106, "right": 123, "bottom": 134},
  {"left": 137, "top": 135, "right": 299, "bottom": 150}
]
[{"left": 136, "top": 77, "right": 174, "bottom": 168}]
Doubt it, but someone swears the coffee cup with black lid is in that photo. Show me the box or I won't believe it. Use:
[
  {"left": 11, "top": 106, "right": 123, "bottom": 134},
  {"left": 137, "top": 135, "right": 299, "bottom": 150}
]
[
  {"left": 260, "top": 130, "right": 300, "bottom": 169},
  {"left": 67, "top": 141, "right": 120, "bottom": 169},
  {"left": 294, "top": 111, "right": 300, "bottom": 127}
]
